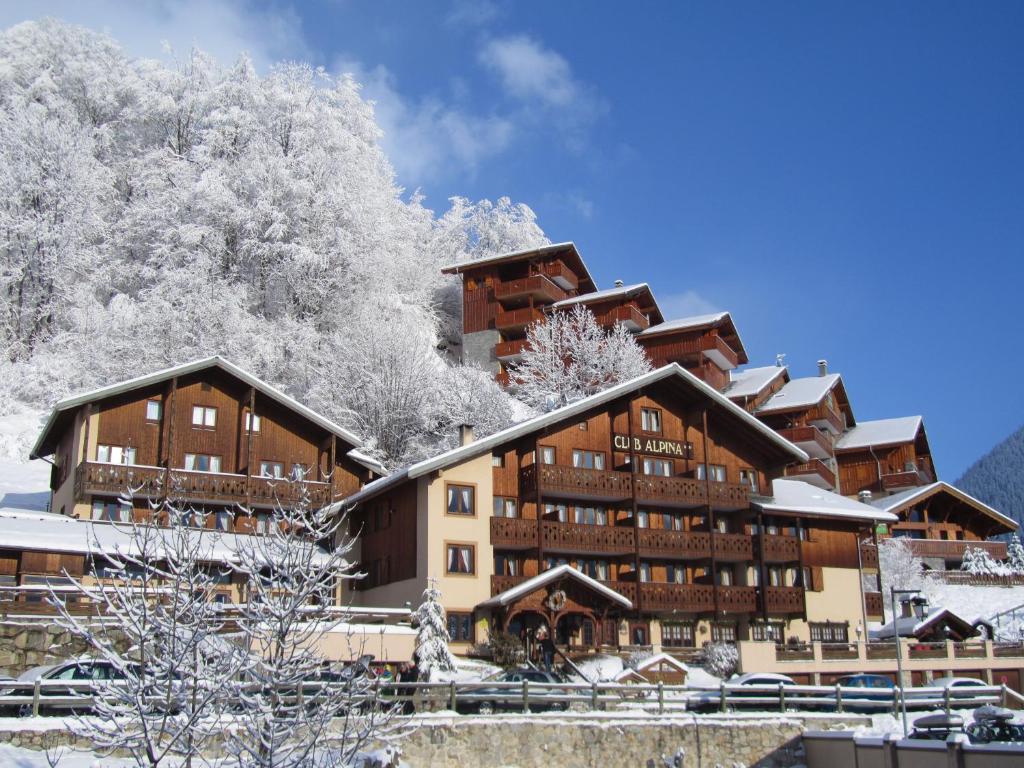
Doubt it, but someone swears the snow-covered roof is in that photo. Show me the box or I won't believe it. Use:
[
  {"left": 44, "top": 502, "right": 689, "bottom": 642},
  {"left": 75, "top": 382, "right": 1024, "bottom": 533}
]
[
  {"left": 612, "top": 652, "right": 688, "bottom": 682},
  {"left": 440, "top": 242, "right": 598, "bottom": 291},
  {"left": 870, "top": 481, "right": 1017, "bottom": 530},
  {"left": 550, "top": 282, "right": 657, "bottom": 311},
  {"left": 873, "top": 608, "right": 980, "bottom": 640},
  {"left": 30, "top": 356, "right": 380, "bottom": 475},
  {"left": 756, "top": 374, "right": 842, "bottom": 415},
  {"left": 0, "top": 507, "right": 333, "bottom": 566},
  {"left": 475, "top": 564, "right": 633, "bottom": 609},
  {"left": 755, "top": 479, "right": 898, "bottom": 523},
  {"left": 835, "top": 416, "right": 923, "bottom": 452},
  {"left": 329, "top": 364, "right": 809, "bottom": 511},
  {"left": 638, "top": 311, "right": 729, "bottom": 336},
  {"left": 726, "top": 366, "right": 789, "bottom": 401}
]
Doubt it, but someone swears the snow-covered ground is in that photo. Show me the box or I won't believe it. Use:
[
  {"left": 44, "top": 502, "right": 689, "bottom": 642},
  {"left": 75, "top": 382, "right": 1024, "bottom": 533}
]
[
  {"left": 430, "top": 656, "right": 502, "bottom": 682},
  {"left": 0, "top": 412, "right": 50, "bottom": 513},
  {"left": 919, "top": 579, "right": 1024, "bottom": 639}
]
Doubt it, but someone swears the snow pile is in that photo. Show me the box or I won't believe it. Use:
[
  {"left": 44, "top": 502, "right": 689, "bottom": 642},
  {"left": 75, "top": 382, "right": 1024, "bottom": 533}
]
[
  {"left": 921, "top": 580, "right": 1024, "bottom": 627},
  {"left": 431, "top": 656, "right": 501, "bottom": 683},
  {"left": 574, "top": 654, "right": 625, "bottom": 682}
]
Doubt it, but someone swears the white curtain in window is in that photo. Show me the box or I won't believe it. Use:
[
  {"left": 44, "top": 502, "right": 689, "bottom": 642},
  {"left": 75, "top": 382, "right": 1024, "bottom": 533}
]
[
  {"left": 461, "top": 488, "right": 472, "bottom": 514},
  {"left": 184, "top": 454, "right": 196, "bottom": 470},
  {"left": 572, "top": 451, "right": 582, "bottom": 468},
  {"left": 447, "top": 487, "right": 456, "bottom": 513},
  {"left": 192, "top": 406, "right": 204, "bottom": 425},
  {"left": 595, "top": 453, "right": 605, "bottom": 470},
  {"left": 210, "top": 456, "right": 222, "bottom": 473}
]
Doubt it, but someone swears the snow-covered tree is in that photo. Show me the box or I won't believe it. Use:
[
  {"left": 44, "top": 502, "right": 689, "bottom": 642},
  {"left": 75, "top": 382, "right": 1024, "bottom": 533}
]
[
  {"left": 412, "top": 580, "right": 456, "bottom": 680},
  {"left": 225, "top": 485, "right": 401, "bottom": 768},
  {"left": 696, "top": 641, "right": 738, "bottom": 679},
  {"left": 49, "top": 492, "right": 245, "bottom": 767},
  {"left": 507, "top": 304, "right": 653, "bottom": 410},
  {"left": 878, "top": 537, "right": 925, "bottom": 618},
  {"left": 961, "top": 545, "right": 1008, "bottom": 576},
  {"left": 1007, "top": 535, "right": 1024, "bottom": 574}
]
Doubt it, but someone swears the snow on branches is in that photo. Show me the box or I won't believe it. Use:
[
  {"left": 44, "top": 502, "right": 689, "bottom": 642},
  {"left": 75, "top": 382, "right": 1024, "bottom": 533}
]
[
  {"left": 960, "top": 545, "right": 1011, "bottom": 576},
  {"left": 412, "top": 580, "right": 456, "bottom": 680},
  {"left": 507, "top": 304, "right": 652, "bottom": 410}
]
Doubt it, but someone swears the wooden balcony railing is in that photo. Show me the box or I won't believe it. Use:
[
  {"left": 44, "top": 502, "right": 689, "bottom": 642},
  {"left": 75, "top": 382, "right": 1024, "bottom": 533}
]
[
  {"left": 495, "top": 306, "right": 544, "bottom": 331},
  {"left": 539, "top": 259, "right": 579, "bottom": 290},
  {"left": 784, "top": 458, "right": 836, "bottom": 489},
  {"left": 700, "top": 333, "right": 740, "bottom": 369},
  {"left": 640, "top": 583, "right": 715, "bottom": 613},
  {"left": 821, "top": 643, "right": 859, "bottom": 660},
  {"left": 718, "top": 585, "right": 758, "bottom": 613},
  {"left": 491, "top": 574, "right": 528, "bottom": 595},
  {"left": 603, "top": 580, "right": 637, "bottom": 605},
  {"left": 494, "top": 274, "right": 567, "bottom": 304},
  {"left": 494, "top": 338, "right": 530, "bottom": 361},
  {"left": 541, "top": 521, "right": 635, "bottom": 555},
  {"left": 638, "top": 529, "right": 711, "bottom": 558},
  {"left": 904, "top": 539, "right": 1007, "bottom": 560},
  {"left": 761, "top": 534, "right": 801, "bottom": 562},
  {"left": 713, "top": 533, "right": 754, "bottom": 561},
  {"left": 808, "top": 405, "right": 846, "bottom": 436},
  {"left": 860, "top": 543, "right": 879, "bottom": 568},
  {"left": 520, "top": 464, "right": 633, "bottom": 502},
  {"left": 777, "top": 426, "right": 833, "bottom": 459},
  {"left": 954, "top": 642, "right": 987, "bottom": 659},
  {"left": 864, "top": 591, "right": 884, "bottom": 619},
  {"left": 76, "top": 462, "right": 333, "bottom": 508},
  {"left": 490, "top": 517, "right": 538, "bottom": 549},
  {"left": 598, "top": 304, "right": 650, "bottom": 332},
  {"left": 634, "top": 473, "right": 750, "bottom": 510},
  {"left": 763, "top": 586, "right": 805, "bottom": 614},
  {"left": 882, "top": 466, "right": 936, "bottom": 490}
]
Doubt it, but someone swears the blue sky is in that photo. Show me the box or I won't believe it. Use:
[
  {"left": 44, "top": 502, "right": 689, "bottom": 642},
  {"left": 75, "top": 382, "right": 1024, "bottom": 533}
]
[{"left": 5, "top": 1, "right": 1023, "bottom": 478}]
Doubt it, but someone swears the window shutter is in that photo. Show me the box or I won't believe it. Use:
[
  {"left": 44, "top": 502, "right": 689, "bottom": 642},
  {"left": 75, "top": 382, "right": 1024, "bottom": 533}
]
[{"left": 811, "top": 566, "right": 824, "bottom": 592}]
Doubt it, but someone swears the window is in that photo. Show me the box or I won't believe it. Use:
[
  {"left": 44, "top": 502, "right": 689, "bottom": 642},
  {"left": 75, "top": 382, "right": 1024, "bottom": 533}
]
[
  {"left": 582, "top": 618, "right": 595, "bottom": 646},
  {"left": 739, "top": 469, "right": 759, "bottom": 493},
  {"left": 637, "top": 509, "right": 649, "bottom": 528},
  {"left": 446, "top": 544, "right": 475, "bottom": 575},
  {"left": 642, "top": 458, "right": 672, "bottom": 476},
  {"left": 259, "top": 461, "right": 284, "bottom": 478},
  {"left": 751, "top": 621, "right": 786, "bottom": 642},
  {"left": 447, "top": 612, "right": 474, "bottom": 643},
  {"left": 544, "top": 503, "right": 568, "bottom": 522},
  {"left": 666, "top": 563, "right": 686, "bottom": 584},
  {"left": 768, "top": 566, "right": 783, "bottom": 587},
  {"left": 641, "top": 408, "right": 662, "bottom": 433},
  {"left": 245, "top": 413, "right": 261, "bottom": 432},
  {"left": 145, "top": 400, "right": 161, "bottom": 421},
  {"left": 578, "top": 421, "right": 589, "bottom": 431},
  {"left": 96, "top": 444, "right": 137, "bottom": 465},
  {"left": 662, "top": 622, "right": 695, "bottom": 648},
  {"left": 494, "top": 555, "right": 520, "bottom": 576},
  {"left": 493, "top": 497, "right": 518, "bottom": 518},
  {"left": 92, "top": 500, "right": 130, "bottom": 523},
  {"left": 446, "top": 484, "right": 475, "bottom": 516},
  {"left": 255, "top": 512, "right": 271, "bottom": 534},
  {"left": 639, "top": 562, "right": 651, "bottom": 583},
  {"left": 184, "top": 453, "right": 222, "bottom": 473},
  {"left": 663, "top": 512, "right": 684, "bottom": 531},
  {"left": 573, "top": 506, "right": 607, "bottom": 525},
  {"left": 579, "top": 559, "right": 609, "bottom": 580},
  {"left": 630, "top": 622, "right": 649, "bottom": 646},
  {"left": 717, "top": 567, "right": 733, "bottom": 585},
  {"left": 290, "top": 463, "right": 309, "bottom": 481},
  {"left": 810, "top": 621, "right": 849, "bottom": 643},
  {"left": 491, "top": 454, "right": 505, "bottom": 468},
  {"left": 215, "top": 511, "right": 232, "bottom": 532},
  {"left": 572, "top": 449, "right": 605, "bottom": 470},
  {"left": 544, "top": 556, "right": 569, "bottom": 570},
  {"left": 697, "top": 464, "right": 727, "bottom": 482},
  {"left": 191, "top": 405, "right": 217, "bottom": 428},
  {"left": 540, "top": 446, "right": 556, "bottom": 465},
  {"left": 711, "top": 623, "right": 737, "bottom": 643}
]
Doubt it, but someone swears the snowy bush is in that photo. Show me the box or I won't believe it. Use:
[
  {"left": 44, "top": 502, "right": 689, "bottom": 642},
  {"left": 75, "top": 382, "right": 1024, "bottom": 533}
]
[
  {"left": 696, "top": 642, "right": 738, "bottom": 679},
  {"left": 483, "top": 631, "right": 526, "bottom": 669},
  {"left": 961, "top": 546, "right": 1010, "bottom": 576},
  {"left": 412, "top": 581, "right": 457, "bottom": 679},
  {"left": 878, "top": 537, "right": 925, "bottom": 617}
]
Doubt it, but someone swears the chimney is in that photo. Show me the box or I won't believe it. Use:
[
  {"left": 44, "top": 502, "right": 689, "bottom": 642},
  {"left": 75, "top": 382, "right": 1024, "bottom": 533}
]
[
  {"left": 614, "top": 279, "right": 624, "bottom": 288},
  {"left": 458, "top": 424, "right": 475, "bottom": 447},
  {"left": 858, "top": 490, "right": 873, "bottom": 504},
  {"left": 817, "top": 359, "right": 828, "bottom": 377}
]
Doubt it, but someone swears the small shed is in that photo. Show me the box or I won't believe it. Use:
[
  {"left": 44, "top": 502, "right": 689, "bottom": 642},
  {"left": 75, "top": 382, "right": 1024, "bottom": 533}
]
[{"left": 614, "top": 653, "right": 688, "bottom": 685}]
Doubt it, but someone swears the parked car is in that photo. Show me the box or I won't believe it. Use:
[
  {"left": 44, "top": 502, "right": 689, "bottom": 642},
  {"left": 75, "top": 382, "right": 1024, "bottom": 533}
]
[
  {"left": 831, "top": 674, "right": 895, "bottom": 710},
  {"left": 3, "top": 659, "right": 137, "bottom": 716},
  {"left": 926, "top": 676, "right": 993, "bottom": 702},
  {"left": 908, "top": 713, "right": 966, "bottom": 741},
  {"left": 687, "top": 673, "right": 797, "bottom": 712},
  {"left": 454, "top": 668, "right": 569, "bottom": 715},
  {"left": 966, "top": 706, "right": 1024, "bottom": 744}
]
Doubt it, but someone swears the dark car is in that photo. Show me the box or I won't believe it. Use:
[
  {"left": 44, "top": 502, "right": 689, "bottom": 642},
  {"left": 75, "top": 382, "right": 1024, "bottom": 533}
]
[
  {"left": 832, "top": 674, "right": 895, "bottom": 711},
  {"left": 455, "top": 668, "right": 568, "bottom": 715}
]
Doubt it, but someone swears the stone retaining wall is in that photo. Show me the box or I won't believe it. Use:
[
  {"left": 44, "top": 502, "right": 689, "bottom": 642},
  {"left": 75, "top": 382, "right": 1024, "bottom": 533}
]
[{"left": 0, "top": 618, "right": 95, "bottom": 675}]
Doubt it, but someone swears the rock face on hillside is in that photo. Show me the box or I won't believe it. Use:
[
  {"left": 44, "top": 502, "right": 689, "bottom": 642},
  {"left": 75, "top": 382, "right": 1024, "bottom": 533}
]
[{"left": 957, "top": 424, "right": 1024, "bottom": 529}]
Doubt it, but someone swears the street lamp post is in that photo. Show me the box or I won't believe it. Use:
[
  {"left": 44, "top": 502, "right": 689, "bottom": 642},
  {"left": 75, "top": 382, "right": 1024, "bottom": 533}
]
[{"left": 890, "top": 587, "right": 929, "bottom": 736}]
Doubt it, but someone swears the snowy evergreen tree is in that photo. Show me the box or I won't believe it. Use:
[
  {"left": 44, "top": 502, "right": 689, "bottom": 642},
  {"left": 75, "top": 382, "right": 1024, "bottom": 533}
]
[
  {"left": 507, "top": 304, "right": 653, "bottom": 410},
  {"left": 1009, "top": 535, "right": 1024, "bottom": 574},
  {"left": 960, "top": 545, "right": 1008, "bottom": 576},
  {"left": 412, "top": 580, "right": 456, "bottom": 679},
  {"left": 878, "top": 538, "right": 925, "bottom": 619}
]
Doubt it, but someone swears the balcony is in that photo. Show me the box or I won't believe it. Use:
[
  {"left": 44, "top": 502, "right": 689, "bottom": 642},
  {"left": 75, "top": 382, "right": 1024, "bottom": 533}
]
[
  {"left": 541, "top": 521, "right": 635, "bottom": 556},
  {"left": 764, "top": 586, "right": 804, "bottom": 614},
  {"left": 903, "top": 538, "right": 1007, "bottom": 560},
  {"left": 881, "top": 462, "right": 936, "bottom": 491},
  {"left": 491, "top": 574, "right": 528, "bottom": 595},
  {"left": 865, "top": 591, "right": 884, "bottom": 619},
  {"left": 599, "top": 304, "right": 650, "bottom": 332},
  {"left": 640, "top": 583, "right": 715, "bottom": 613},
  {"left": 860, "top": 543, "right": 879, "bottom": 569},
  {"left": 539, "top": 259, "right": 579, "bottom": 290},
  {"left": 638, "top": 529, "right": 711, "bottom": 558},
  {"left": 494, "top": 275, "right": 567, "bottom": 305},
  {"left": 520, "top": 464, "right": 633, "bottom": 503},
  {"left": 718, "top": 585, "right": 758, "bottom": 613},
  {"left": 777, "top": 426, "right": 833, "bottom": 461},
  {"left": 700, "top": 334, "right": 740, "bottom": 371},
  {"left": 713, "top": 532, "right": 754, "bottom": 561},
  {"left": 495, "top": 338, "right": 530, "bottom": 362},
  {"left": 761, "top": 534, "right": 801, "bottom": 563},
  {"left": 635, "top": 473, "right": 750, "bottom": 511},
  {"left": 808, "top": 405, "right": 845, "bottom": 436},
  {"left": 495, "top": 306, "right": 544, "bottom": 332},
  {"left": 75, "top": 462, "right": 333, "bottom": 508},
  {"left": 784, "top": 458, "right": 836, "bottom": 490},
  {"left": 490, "top": 517, "right": 537, "bottom": 549}
]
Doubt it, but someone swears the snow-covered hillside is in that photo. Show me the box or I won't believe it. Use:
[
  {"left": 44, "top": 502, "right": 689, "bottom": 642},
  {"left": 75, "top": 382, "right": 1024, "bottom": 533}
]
[{"left": 0, "top": 412, "right": 49, "bottom": 513}]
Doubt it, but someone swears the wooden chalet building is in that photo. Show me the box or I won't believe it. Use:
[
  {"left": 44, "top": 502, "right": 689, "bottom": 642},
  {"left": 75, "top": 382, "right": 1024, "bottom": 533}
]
[{"left": 334, "top": 364, "right": 893, "bottom": 655}]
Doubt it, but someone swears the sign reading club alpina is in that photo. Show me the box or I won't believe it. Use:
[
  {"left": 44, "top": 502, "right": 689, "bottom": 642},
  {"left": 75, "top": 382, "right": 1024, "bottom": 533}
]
[{"left": 614, "top": 434, "right": 693, "bottom": 458}]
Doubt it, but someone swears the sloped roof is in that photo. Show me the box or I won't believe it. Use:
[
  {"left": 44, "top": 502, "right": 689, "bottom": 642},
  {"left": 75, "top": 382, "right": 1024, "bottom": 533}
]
[
  {"left": 757, "top": 374, "right": 843, "bottom": 415},
  {"left": 30, "top": 357, "right": 382, "bottom": 475},
  {"left": 329, "top": 363, "right": 810, "bottom": 512},
  {"left": 755, "top": 479, "right": 898, "bottom": 523},
  {"left": 551, "top": 283, "right": 664, "bottom": 323},
  {"left": 870, "top": 481, "right": 1017, "bottom": 531},
  {"left": 612, "top": 652, "right": 689, "bottom": 682},
  {"left": 476, "top": 564, "right": 633, "bottom": 609},
  {"left": 440, "top": 242, "right": 598, "bottom": 292},
  {"left": 874, "top": 608, "right": 980, "bottom": 640},
  {"left": 637, "top": 311, "right": 749, "bottom": 364},
  {"left": 727, "top": 366, "right": 789, "bottom": 401},
  {"left": 835, "top": 416, "right": 923, "bottom": 452}
]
